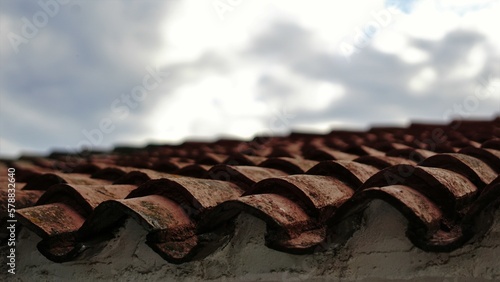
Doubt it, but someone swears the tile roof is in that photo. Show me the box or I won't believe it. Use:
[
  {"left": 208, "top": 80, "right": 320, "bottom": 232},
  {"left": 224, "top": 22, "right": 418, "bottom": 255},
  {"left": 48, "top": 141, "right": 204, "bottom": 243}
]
[{"left": 1, "top": 116, "right": 499, "bottom": 264}]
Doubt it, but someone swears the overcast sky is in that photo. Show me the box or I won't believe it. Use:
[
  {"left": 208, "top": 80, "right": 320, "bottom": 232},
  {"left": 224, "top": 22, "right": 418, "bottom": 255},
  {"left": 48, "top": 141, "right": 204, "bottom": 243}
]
[{"left": 1, "top": 0, "right": 499, "bottom": 158}]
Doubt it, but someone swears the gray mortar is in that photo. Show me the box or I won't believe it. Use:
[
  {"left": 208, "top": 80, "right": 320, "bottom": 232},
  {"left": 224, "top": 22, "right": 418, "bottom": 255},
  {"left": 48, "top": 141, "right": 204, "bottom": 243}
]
[{"left": 4, "top": 200, "right": 499, "bottom": 281}]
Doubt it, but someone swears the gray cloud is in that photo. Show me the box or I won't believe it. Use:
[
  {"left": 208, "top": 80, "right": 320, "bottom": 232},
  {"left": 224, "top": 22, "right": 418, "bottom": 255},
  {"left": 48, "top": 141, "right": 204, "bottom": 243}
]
[
  {"left": 1, "top": 1, "right": 499, "bottom": 157},
  {"left": 246, "top": 21, "right": 499, "bottom": 126},
  {"left": 1, "top": 0, "right": 176, "bottom": 155}
]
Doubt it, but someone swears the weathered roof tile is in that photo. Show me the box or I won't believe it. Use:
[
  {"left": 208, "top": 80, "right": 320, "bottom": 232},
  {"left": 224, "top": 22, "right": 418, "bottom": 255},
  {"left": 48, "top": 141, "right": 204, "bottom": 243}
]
[{"left": 3, "top": 117, "right": 499, "bottom": 263}]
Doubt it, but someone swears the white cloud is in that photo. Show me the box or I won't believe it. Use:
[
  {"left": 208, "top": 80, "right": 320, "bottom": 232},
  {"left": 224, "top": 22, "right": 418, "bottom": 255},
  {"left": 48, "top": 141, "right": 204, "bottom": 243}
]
[
  {"left": 394, "top": 1, "right": 460, "bottom": 40},
  {"left": 1, "top": 0, "right": 500, "bottom": 157},
  {"left": 146, "top": 72, "right": 268, "bottom": 142},
  {"left": 409, "top": 67, "right": 437, "bottom": 93},
  {"left": 447, "top": 43, "right": 486, "bottom": 79},
  {"left": 155, "top": 0, "right": 277, "bottom": 65},
  {"left": 372, "top": 31, "right": 408, "bottom": 54},
  {"left": 434, "top": 0, "right": 497, "bottom": 14},
  {"left": 0, "top": 137, "right": 26, "bottom": 158},
  {"left": 399, "top": 47, "right": 430, "bottom": 64},
  {"left": 271, "top": 0, "right": 387, "bottom": 49},
  {"left": 286, "top": 80, "right": 344, "bottom": 112}
]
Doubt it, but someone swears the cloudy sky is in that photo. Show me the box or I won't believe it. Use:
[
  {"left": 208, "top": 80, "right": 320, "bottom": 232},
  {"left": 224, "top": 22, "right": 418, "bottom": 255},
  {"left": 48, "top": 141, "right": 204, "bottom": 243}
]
[{"left": 1, "top": 0, "right": 499, "bottom": 158}]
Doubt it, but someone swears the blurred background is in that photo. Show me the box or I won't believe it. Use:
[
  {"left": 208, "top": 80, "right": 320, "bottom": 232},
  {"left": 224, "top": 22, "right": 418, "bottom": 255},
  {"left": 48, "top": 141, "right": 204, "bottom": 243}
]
[{"left": 1, "top": 0, "right": 499, "bottom": 158}]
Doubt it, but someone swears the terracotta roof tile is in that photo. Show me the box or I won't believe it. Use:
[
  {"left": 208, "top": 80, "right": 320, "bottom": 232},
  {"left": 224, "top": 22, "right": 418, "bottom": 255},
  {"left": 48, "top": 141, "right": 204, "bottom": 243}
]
[
  {"left": 362, "top": 165, "right": 478, "bottom": 215},
  {"left": 420, "top": 153, "right": 497, "bottom": 188},
  {"left": 354, "top": 155, "right": 417, "bottom": 169},
  {"left": 37, "top": 184, "right": 136, "bottom": 214},
  {"left": 150, "top": 159, "right": 193, "bottom": 173},
  {"left": 482, "top": 139, "right": 500, "bottom": 150},
  {"left": 2, "top": 117, "right": 499, "bottom": 263},
  {"left": 17, "top": 203, "right": 85, "bottom": 238},
  {"left": 207, "top": 165, "right": 288, "bottom": 190},
  {"left": 23, "top": 173, "right": 111, "bottom": 191},
  {"left": 302, "top": 145, "right": 358, "bottom": 161},
  {"left": 459, "top": 147, "right": 500, "bottom": 173},
  {"left": 200, "top": 193, "right": 324, "bottom": 254},
  {"left": 385, "top": 148, "right": 437, "bottom": 162},
  {"left": 344, "top": 145, "right": 386, "bottom": 156},
  {"left": 246, "top": 175, "right": 354, "bottom": 221},
  {"left": 196, "top": 153, "right": 229, "bottom": 165},
  {"left": 128, "top": 177, "right": 244, "bottom": 212},
  {"left": 0, "top": 189, "right": 41, "bottom": 218},
  {"left": 222, "top": 153, "right": 267, "bottom": 166},
  {"left": 174, "top": 164, "right": 212, "bottom": 178},
  {"left": 112, "top": 169, "right": 180, "bottom": 185},
  {"left": 330, "top": 184, "right": 445, "bottom": 250},
  {"left": 259, "top": 157, "right": 318, "bottom": 174},
  {"left": 82, "top": 195, "right": 196, "bottom": 263},
  {"left": 307, "top": 160, "right": 379, "bottom": 187}
]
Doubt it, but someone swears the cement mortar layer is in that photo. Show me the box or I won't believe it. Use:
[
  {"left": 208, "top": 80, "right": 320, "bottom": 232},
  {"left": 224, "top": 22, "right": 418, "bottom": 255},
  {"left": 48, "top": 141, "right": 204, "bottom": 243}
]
[{"left": 4, "top": 200, "right": 500, "bottom": 281}]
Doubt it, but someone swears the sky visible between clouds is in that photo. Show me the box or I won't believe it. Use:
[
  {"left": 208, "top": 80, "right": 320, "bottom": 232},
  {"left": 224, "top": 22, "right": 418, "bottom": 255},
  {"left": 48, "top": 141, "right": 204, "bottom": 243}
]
[{"left": 0, "top": 0, "right": 499, "bottom": 158}]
